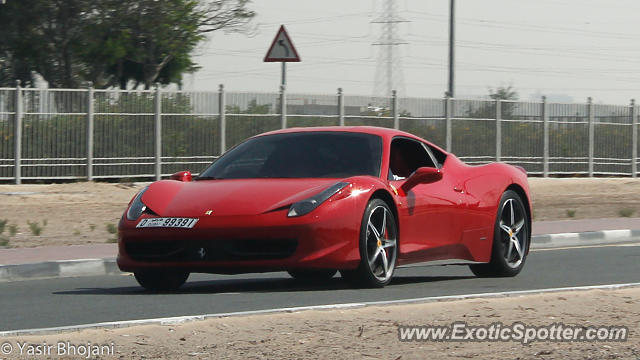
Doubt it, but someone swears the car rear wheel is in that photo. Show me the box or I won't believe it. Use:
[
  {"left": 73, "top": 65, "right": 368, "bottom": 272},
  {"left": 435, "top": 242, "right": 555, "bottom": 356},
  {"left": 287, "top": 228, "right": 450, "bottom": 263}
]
[
  {"left": 469, "top": 190, "right": 530, "bottom": 277},
  {"left": 134, "top": 270, "right": 189, "bottom": 291},
  {"left": 341, "top": 198, "right": 398, "bottom": 288},
  {"left": 287, "top": 269, "right": 337, "bottom": 281}
]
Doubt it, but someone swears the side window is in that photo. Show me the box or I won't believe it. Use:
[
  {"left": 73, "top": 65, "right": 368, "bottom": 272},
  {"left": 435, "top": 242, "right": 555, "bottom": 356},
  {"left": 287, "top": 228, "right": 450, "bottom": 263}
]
[
  {"left": 388, "top": 138, "right": 437, "bottom": 180},
  {"left": 425, "top": 143, "right": 447, "bottom": 167}
]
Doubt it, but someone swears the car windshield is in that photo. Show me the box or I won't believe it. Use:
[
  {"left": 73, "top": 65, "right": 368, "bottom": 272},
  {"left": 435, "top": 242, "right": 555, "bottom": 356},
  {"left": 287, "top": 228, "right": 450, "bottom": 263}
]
[{"left": 199, "top": 132, "right": 383, "bottom": 179}]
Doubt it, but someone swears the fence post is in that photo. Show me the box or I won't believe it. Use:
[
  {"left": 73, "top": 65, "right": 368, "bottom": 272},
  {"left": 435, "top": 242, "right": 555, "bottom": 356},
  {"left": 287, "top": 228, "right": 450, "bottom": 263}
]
[
  {"left": 392, "top": 90, "right": 399, "bottom": 129},
  {"left": 86, "top": 86, "right": 94, "bottom": 181},
  {"left": 542, "top": 96, "right": 549, "bottom": 177},
  {"left": 280, "top": 85, "right": 287, "bottom": 129},
  {"left": 588, "top": 97, "right": 594, "bottom": 177},
  {"left": 154, "top": 84, "right": 162, "bottom": 181},
  {"left": 218, "top": 84, "right": 226, "bottom": 155},
  {"left": 445, "top": 96, "right": 452, "bottom": 152},
  {"left": 338, "top": 88, "right": 344, "bottom": 126},
  {"left": 496, "top": 99, "right": 502, "bottom": 162},
  {"left": 631, "top": 99, "right": 637, "bottom": 178},
  {"left": 14, "top": 80, "right": 22, "bottom": 184}
]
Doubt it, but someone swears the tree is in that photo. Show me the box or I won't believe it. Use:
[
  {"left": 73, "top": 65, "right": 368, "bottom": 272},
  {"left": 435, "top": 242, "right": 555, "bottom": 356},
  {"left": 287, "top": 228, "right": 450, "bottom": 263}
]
[
  {"left": 0, "top": 0, "right": 55, "bottom": 87},
  {"left": 453, "top": 86, "right": 521, "bottom": 157},
  {"left": 0, "top": 0, "right": 255, "bottom": 89},
  {"left": 465, "top": 85, "right": 519, "bottom": 120},
  {"left": 0, "top": 0, "right": 109, "bottom": 88},
  {"left": 488, "top": 85, "right": 518, "bottom": 101},
  {"left": 99, "top": 0, "right": 255, "bottom": 89},
  {"left": 489, "top": 85, "right": 518, "bottom": 119}
]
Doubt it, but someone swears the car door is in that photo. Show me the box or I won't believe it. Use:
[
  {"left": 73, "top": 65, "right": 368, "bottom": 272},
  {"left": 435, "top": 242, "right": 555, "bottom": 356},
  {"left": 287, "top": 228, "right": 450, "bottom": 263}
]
[{"left": 388, "top": 137, "right": 463, "bottom": 260}]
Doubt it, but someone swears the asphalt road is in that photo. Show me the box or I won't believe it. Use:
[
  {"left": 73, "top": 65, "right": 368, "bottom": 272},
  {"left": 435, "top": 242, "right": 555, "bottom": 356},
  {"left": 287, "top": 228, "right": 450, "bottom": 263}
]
[{"left": 1, "top": 244, "right": 639, "bottom": 332}]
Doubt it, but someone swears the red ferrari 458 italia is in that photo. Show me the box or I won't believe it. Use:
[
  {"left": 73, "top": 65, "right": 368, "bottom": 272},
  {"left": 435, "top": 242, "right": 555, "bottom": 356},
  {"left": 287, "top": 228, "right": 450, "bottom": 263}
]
[{"left": 118, "top": 126, "right": 532, "bottom": 290}]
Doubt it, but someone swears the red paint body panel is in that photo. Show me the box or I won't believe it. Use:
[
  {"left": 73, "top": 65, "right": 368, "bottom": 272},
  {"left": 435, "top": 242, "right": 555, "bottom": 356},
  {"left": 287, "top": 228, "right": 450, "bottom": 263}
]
[
  {"left": 117, "top": 126, "right": 532, "bottom": 274},
  {"left": 141, "top": 178, "right": 339, "bottom": 217}
]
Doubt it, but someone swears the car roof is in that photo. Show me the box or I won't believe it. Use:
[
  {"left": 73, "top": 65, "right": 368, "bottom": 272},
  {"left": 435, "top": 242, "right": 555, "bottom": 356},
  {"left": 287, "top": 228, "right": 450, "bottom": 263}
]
[{"left": 258, "top": 126, "right": 448, "bottom": 155}]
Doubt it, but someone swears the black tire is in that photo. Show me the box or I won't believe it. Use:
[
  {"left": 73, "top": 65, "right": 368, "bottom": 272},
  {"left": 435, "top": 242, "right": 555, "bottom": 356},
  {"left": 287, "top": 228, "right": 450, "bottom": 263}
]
[
  {"left": 469, "top": 190, "right": 530, "bottom": 277},
  {"left": 287, "top": 269, "right": 337, "bottom": 281},
  {"left": 342, "top": 198, "right": 398, "bottom": 288},
  {"left": 134, "top": 270, "right": 189, "bottom": 291}
]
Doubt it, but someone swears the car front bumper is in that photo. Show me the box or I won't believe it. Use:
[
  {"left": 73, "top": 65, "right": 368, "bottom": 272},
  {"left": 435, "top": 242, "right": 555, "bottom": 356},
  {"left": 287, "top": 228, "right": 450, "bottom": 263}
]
[{"left": 117, "top": 200, "right": 363, "bottom": 274}]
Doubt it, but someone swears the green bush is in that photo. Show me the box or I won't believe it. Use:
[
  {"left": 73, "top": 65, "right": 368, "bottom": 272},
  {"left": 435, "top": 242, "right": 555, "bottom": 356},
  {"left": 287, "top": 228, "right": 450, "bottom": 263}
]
[
  {"left": 8, "top": 224, "right": 17, "bottom": 236},
  {"left": 618, "top": 208, "right": 635, "bottom": 218},
  {"left": 0, "top": 219, "right": 7, "bottom": 234},
  {"left": 27, "top": 220, "right": 46, "bottom": 236},
  {"left": 106, "top": 223, "right": 117, "bottom": 234}
]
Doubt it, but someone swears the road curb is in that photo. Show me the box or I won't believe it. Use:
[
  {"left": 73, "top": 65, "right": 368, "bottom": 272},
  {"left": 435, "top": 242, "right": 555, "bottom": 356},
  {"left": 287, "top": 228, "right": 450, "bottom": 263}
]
[
  {"left": 0, "top": 259, "right": 119, "bottom": 283},
  {"left": 0, "top": 230, "right": 638, "bottom": 282},
  {"left": 530, "top": 229, "right": 640, "bottom": 249}
]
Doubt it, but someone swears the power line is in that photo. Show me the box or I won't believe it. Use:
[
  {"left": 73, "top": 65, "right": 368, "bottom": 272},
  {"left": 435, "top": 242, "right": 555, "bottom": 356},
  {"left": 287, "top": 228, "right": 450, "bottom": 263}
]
[
  {"left": 410, "top": 11, "right": 640, "bottom": 41},
  {"left": 372, "top": 0, "right": 408, "bottom": 100},
  {"left": 200, "top": 33, "right": 372, "bottom": 57},
  {"left": 192, "top": 4, "right": 640, "bottom": 99},
  {"left": 255, "top": 12, "right": 367, "bottom": 28}
]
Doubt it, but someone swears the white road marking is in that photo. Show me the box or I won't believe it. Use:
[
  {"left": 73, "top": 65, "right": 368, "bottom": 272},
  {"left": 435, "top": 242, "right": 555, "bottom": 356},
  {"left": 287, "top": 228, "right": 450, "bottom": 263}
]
[
  {"left": 399, "top": 243, "right": 640, "bottom": 267},
  {"left": 531, "top": 243, "right": 640, "bottom": 252},
  {"left": 1, "top": 282, "right": 639, "bottom": 337}
]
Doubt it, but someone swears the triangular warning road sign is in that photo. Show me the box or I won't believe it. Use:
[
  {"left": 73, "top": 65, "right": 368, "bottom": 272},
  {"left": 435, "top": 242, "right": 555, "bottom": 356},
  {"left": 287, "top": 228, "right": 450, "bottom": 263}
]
[{"left": 264, "top": 25, "right": 301, "bottom": 62}]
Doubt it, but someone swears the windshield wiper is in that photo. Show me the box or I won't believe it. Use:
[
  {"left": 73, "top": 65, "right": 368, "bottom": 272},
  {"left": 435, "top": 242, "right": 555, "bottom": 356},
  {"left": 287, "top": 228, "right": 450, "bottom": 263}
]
[{"left": 196, "top": 176, "right": 223, "bottom": 180}]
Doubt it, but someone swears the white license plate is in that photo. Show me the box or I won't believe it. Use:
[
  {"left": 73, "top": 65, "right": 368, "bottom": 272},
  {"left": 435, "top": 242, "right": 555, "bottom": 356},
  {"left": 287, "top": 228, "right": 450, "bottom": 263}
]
[{"left": 136, "top": 218, "right": 198, "bottom": 229}]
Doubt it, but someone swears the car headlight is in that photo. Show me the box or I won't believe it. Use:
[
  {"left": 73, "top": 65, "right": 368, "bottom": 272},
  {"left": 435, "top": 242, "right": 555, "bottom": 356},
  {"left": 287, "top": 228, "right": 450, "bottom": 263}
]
[
  {"left": 126, "top": 187, "right": 149, "bottom": 221},
  {"left": 287, "top": 182, "right": 350, "bottom": 217}
]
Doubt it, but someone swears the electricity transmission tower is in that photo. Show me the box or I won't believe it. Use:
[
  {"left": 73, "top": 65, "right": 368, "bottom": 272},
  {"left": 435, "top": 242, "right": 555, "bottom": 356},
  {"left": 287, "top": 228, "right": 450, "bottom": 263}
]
[{"left": 372, "top": 0, "right": 408, "bottom": 103}]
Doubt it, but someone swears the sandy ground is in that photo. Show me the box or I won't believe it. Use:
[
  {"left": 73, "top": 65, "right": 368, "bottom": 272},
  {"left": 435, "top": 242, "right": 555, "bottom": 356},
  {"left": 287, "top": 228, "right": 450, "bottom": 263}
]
[
  {"left": 528, "top": 178, "right": 640, "bottom": 221},
  {"left": 1, "top": 178, "right": 640, "bottom": 248},
  {"left": 1, "top": 287, "right": 638, "bottom": 359},
  {"left": 0, "top": 182, "right": 141, "bottom": 248}
]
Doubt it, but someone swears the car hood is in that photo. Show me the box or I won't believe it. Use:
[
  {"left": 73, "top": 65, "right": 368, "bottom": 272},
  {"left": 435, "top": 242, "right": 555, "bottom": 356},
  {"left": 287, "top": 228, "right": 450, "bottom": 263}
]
[{"left": 140, "top": 178, "right": 342, "bottom": 217}]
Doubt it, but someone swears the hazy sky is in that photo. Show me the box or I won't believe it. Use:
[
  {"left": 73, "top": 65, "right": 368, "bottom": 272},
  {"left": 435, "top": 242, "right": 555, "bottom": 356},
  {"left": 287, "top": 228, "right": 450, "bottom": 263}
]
[{"left": 189, "top": 0, "right": 640, "bottom": 105}]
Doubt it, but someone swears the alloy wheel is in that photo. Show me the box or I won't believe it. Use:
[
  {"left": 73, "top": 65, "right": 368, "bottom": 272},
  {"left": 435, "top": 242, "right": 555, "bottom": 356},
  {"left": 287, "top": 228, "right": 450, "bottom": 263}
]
[
  {"left": 365, "top": 205, "right": 397, "bottom": 282},
  {"left": 498, "top": 198, "right": 528, "bottom": 268}
]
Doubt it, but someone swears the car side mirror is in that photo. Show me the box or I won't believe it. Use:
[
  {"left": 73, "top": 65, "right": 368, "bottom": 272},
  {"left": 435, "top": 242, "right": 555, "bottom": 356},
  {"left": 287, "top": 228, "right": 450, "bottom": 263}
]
[
  {"left": 169, "top": 170, "right": 192, "bottom": 182},
  {"left": 400, "top": 167, "right": 443, "bottom": 192}
]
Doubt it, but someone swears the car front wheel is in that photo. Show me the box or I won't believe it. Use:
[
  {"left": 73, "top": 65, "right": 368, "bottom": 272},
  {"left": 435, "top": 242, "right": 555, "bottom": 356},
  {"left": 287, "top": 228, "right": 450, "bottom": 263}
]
[
  {"left": 134, "top": 270, "right": 189, "bottom": 291},
  {"left": 341, "top": 198, "right": 398, "bottom": 288}
]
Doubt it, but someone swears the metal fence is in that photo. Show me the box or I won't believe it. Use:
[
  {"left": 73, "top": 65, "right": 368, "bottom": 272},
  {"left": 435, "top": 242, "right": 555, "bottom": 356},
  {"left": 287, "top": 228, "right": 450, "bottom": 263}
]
[{"left": 0, "top": 84, "right": 638, "bottom": 183}]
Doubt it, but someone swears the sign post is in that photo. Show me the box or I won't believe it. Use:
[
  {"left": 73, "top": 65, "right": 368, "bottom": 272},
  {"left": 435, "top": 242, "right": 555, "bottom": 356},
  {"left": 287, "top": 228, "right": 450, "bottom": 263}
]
[
  {"left": 282, "top": 62, "right": 286, "bottom": 87},
  {"left": 264, "top": 25, "right": 301, "bottom": 87}
]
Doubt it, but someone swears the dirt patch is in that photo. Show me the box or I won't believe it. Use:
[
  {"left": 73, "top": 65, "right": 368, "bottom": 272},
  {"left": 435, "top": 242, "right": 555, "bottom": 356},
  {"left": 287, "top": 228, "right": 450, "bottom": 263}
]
[
  {"left": 2, "top": 287, "right": 638, "bottom": 359},
  {"left": 529, "top": 178, "right": 640, "bottom": 221},
  {"left": 0, "top": 182, "right": 145, "bottom": 248},
  {"left": 1, "top": 178, "right": 640, "bottom": 248}
]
